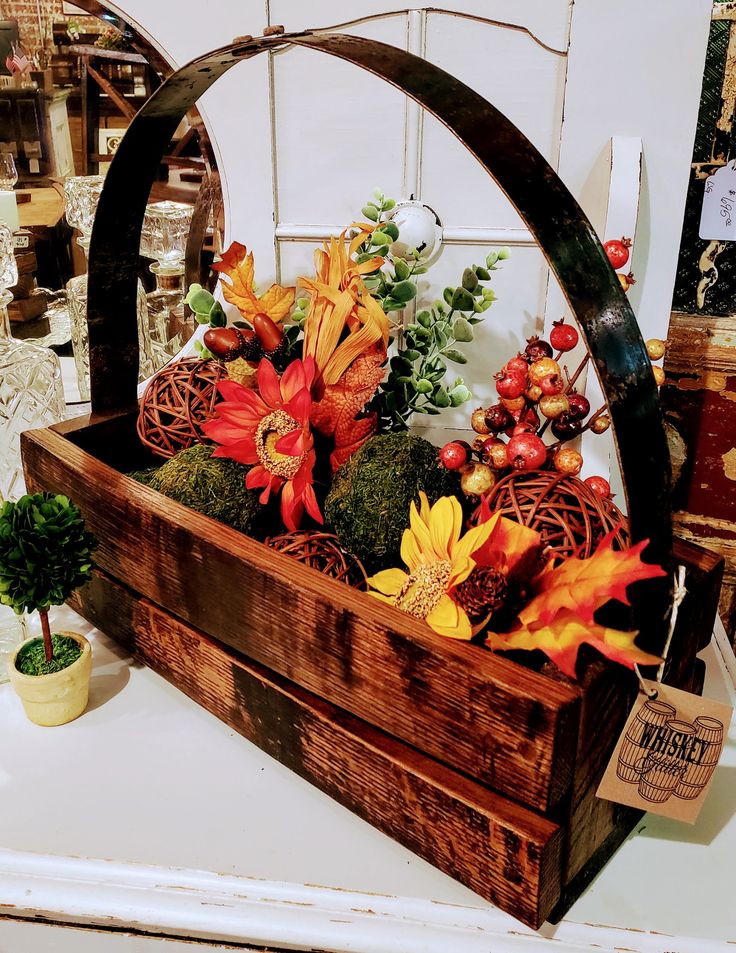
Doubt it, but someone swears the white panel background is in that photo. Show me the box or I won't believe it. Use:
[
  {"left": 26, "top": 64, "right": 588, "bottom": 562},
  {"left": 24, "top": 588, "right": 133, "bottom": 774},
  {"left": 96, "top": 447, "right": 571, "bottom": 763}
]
[{"left": 95, "top": 0, "right": 710, "bottom": 467}]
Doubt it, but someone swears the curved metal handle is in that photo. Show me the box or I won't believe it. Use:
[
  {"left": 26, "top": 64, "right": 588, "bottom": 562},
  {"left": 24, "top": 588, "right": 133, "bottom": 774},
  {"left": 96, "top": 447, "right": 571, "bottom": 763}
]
[{"left": 87, "top": 30, "right": 672, "bottom": 648}]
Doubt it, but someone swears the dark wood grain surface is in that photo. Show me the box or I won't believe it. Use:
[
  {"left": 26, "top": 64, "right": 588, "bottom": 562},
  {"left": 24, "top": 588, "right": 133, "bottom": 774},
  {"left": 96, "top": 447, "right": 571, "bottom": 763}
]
[{"left": 70, "top": 569, "right": 564, "bottom": 930}]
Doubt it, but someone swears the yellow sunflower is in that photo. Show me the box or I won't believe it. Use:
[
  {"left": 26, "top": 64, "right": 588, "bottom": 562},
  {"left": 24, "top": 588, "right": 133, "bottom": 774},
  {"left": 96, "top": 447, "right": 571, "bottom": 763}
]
[{"left": 367, "top": 493, "right": 497, "bottom": 640}]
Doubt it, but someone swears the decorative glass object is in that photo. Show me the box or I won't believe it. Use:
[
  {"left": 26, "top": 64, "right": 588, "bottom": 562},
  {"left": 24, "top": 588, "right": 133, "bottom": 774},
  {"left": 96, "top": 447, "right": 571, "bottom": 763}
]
[
  {"left": 140, "top": 200, "right": 195, "bottom": 369},
  {"left": 0, "top": 222, "right": 65, "bottom": 502},
  {"left": 64, "top": 175, "right": 154, "bottom": 400},
  {"left": 0, "top": 605, "right": 27, "bottom": 686},
  {"left": 0, "top": 152, "right": 18, "bottom": 190}
]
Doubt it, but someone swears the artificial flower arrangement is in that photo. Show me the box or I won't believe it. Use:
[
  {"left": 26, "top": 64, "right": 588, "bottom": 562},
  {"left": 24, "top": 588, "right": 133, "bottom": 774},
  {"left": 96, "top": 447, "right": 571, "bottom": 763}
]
[{"left": 133, "top": 189, "right": 666, "bottom": 682}]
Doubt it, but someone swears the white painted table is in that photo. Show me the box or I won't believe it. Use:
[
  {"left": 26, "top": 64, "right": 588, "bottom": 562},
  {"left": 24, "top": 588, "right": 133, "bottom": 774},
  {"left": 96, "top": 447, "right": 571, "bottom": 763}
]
[{"left": 1, "top": 606, "right": 734, "bottom": 952}]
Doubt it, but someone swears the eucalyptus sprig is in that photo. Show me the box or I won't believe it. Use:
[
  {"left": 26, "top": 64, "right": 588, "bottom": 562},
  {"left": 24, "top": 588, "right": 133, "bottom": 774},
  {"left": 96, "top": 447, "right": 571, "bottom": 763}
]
[
  {"left": 346, "top": 189, "right": 508, "bottom": 430},
  {"left": 370, "top": 249, "right": 508, "bottom": 430}
]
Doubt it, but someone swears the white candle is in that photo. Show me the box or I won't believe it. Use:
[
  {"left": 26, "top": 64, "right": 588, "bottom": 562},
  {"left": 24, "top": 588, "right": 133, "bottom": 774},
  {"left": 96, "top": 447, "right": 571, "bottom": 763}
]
[{"left": 0, "top": 191, "right": 20, "bottom": 233}]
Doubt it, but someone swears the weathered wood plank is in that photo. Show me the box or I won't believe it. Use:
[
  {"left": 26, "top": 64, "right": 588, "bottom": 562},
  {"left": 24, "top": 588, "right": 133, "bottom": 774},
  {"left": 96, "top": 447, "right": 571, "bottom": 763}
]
[
  {"left": 70, "top": 569, "right": 564, "bottom": 930},
  {"left": 23, "top": 422, "right": 581, "bottom": 814}
]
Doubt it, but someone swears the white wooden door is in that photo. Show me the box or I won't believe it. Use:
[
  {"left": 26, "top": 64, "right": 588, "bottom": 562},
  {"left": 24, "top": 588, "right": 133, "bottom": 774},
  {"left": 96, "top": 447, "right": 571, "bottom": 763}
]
[{"left": 107, "top": 0, "right": 711, "bottom": 479}]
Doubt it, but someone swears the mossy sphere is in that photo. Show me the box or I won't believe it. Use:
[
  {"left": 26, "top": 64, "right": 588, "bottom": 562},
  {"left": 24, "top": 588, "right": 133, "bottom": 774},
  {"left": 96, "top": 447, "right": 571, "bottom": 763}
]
[
  {"left": 146, "top": 444, "right": 263, "bottom": 536},
  {"left": 324, "top": 433, "right": 457, "bottom": 569}
]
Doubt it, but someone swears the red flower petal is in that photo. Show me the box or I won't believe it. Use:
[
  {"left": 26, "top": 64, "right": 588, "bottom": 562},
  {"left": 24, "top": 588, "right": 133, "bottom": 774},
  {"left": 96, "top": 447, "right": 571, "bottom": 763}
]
[
  {"left": 280, "top": 360, "right": 307, "bottom": 402},
  {"left": 256, "top": 359, "right": 282, "bottom": 408},
  {"left": 275, "top": 428, "right": 305, "bottom": 456},
  {"left": 284, "top": 389, "right": 312, "bottom": 426},
  {"left": 302, "top": 482, "right": 323, "bottom": 524},
  {"left": 212, "top": 438, "right": 259, "bottom": 465}
]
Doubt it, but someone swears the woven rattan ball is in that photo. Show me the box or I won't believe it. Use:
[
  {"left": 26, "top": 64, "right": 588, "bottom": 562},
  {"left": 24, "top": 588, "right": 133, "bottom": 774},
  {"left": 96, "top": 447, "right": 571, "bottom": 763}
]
[
  {"left": 483, "top": 469, "right": 630, "bottom": 559},
  {"left": 137, "top": 358, "right": 226, "bottom": 459},
  {"left": 266, "top": 531, "right": 368, "bottom": 589}
]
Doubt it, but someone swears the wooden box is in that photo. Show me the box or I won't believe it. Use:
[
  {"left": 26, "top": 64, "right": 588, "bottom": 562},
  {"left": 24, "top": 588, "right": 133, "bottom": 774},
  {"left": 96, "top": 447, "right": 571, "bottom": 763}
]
[{"left": 21, "top": 31, "right": 724, "bottom": 929}]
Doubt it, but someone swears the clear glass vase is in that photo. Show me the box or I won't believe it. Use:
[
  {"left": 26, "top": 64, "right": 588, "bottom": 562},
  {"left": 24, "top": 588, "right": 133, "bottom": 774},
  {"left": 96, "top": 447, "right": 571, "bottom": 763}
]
[
  {"left": 67, "top": 273, "right": 154, "bottom": 400},
  {"left": 141, "top": 201, "right": 194, "bottom": 370},
  {"left": 0, "top": 224, "right": 65, "bottom": 501},
  {"left": 64, "top": 175, "right": 157, "bottom": 396}
]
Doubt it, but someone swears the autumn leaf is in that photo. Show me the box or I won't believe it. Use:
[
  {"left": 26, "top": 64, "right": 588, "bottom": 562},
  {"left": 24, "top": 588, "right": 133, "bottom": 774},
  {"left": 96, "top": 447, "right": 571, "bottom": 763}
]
[
  {"left": 519, "top": 532, "right": 667, "bottom": 628},
  {"left": 487, "top": 609, "right": 661, "bottom": 678},
  {"left": 471, "top": 494, "right": 544, "bottom": 582},
  {"left": 212, "top": 242, "right": 295, "bottom": 324},
  {"left": 311, "top": 345, "right": 386, "bottom": 471}
]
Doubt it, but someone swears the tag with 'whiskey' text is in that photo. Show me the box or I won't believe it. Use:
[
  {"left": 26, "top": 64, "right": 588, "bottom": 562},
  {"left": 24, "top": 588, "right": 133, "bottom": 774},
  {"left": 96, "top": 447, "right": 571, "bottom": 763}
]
[{"left": 597, "top": 681, "right": 733, "bottom": 824}]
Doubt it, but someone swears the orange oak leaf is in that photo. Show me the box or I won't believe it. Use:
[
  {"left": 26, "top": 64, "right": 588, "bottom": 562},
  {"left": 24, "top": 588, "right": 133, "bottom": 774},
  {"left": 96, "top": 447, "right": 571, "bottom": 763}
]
[
  {"left": 212, "top": 241, "right": 295, "bottom": 324},
  {"left": 519, "top": 532, "right": 667, "bottom": 628},
  {"left": 311, "top": 345, "right": 386, "bottom": 471},
  {"left": 487, "top": 610, "right": 661, "bottom": 679}
]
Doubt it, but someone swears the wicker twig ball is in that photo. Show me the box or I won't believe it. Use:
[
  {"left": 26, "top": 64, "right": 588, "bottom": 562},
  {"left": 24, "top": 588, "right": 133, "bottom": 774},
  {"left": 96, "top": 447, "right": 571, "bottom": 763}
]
[
  {"left": 481, "top": 469, "right": 630, "bottom": 559},
  {"left": 266, "top": 531, "right": 368, "bottom": 589},
  {"left": 137, "top": 358, "right": 226, "bottom": 459}
]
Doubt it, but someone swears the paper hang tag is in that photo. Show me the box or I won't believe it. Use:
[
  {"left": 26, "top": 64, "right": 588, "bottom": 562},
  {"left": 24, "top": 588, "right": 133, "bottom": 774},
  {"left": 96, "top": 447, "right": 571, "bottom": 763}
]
[
  {"left": 597, "top": 680, "right": 733, "bottom": 824},
  {"left": 699, "top": 162, "right": 736, "bottom": 240}
]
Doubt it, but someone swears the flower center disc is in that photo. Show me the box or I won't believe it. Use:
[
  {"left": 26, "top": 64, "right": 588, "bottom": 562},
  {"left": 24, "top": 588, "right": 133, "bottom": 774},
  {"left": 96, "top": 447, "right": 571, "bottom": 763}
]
[
  {"left": 255, "top": 409, "right": 305, "bottom": 480},
  {"left": 395, "top": 560, "right": 452, "bottom": 620}
]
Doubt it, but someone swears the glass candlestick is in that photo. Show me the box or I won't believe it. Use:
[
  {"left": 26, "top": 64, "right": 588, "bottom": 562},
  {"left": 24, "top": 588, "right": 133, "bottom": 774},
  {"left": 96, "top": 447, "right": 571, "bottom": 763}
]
[
  {"left": 64, "top": 175, "right": 154, "bottom": 399},
  {"left": 0, "top": 223, "right": 65, "bottom": 503},
  {"left": 140, "top": 200, "right": 194, "bottom": 369}
]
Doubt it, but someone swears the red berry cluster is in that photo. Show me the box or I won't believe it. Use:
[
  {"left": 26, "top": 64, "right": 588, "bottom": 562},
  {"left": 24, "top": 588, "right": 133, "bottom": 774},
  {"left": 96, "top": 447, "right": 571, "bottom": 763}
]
[{"left": 439, "top": 321, "right": 612, "bottom": 500}]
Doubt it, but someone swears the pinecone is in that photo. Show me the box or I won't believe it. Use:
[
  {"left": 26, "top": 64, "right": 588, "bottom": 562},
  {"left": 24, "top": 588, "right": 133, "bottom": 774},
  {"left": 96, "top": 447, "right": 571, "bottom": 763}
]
[{"left": 455, "top": 566, "right": 508, "bottom": 622}]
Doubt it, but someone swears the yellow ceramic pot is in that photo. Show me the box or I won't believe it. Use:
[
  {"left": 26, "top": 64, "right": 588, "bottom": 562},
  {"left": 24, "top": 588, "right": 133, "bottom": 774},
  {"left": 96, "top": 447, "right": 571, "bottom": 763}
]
[{"left": 8, "top": 631, "right": 92, "bottom": 727}]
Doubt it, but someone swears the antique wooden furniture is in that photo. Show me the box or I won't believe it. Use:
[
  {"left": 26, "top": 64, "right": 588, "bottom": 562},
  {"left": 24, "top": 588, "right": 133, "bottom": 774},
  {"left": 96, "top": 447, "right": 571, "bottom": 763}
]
[{"left": 22, "top": 31, "right": 723, "bottom": 929}]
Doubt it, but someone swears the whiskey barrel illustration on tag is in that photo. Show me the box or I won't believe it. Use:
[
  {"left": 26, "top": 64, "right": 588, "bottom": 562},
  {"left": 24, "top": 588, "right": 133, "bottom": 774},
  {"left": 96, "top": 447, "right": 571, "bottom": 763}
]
[
  {"left": 617, "top": 699, "right": 676, "bottom": 782},
  {"left": 674, "top": 715, "right": 724, "bottom": 800},
  {"left": 636, "top": 717, "right": 695, "bottom": 802},
  {"left": 637, "top": 751, "right": 687, "bottom": 803}
]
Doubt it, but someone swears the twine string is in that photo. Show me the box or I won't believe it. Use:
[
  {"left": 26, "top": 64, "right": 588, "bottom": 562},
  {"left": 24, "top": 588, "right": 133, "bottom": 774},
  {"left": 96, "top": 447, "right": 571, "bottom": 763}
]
[{"left": 634, "top": 564, "right": 688, "bottom": 699}]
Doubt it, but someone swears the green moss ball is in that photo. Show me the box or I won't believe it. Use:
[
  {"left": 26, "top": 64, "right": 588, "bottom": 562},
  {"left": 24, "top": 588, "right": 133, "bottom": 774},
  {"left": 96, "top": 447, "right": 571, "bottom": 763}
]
[
  {"left": 145, "top": 444, "right": 263, "bottom": 536},
  {"left": 324, "top": 433, "right": 458, "bottom": 569}
]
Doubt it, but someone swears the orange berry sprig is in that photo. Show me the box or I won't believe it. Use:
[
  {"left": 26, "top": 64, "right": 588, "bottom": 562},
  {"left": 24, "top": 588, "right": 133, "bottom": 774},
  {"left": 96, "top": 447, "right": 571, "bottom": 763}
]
[
  {"left": 646, "top": 338, "right": 667, "bottom": 388},
  {"left": 439, "top": 325, "right": 614, "bottom": 494}
]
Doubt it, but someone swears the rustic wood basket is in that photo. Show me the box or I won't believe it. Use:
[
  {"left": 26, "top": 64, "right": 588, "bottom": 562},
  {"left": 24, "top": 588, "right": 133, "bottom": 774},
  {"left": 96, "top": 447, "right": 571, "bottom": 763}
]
[{"left": 22, "top": 31, "right": 723, "bottom": 929}]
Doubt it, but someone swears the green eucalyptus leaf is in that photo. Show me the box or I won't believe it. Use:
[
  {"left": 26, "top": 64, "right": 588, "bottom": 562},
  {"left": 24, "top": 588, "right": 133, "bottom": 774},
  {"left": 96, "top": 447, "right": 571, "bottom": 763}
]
[
  {"left": 451, "top": 287, "right": 475, "bottom": 312},
  {"left": 371, "top": 230, "right": 391, "bottom": 246},
  {"left": 361, "top": 205, "right": 379, "bottom": 221},
  {"left": 391, "top": 280, "right": 417, "bottom": 303},
  {"left": 416, "top": 378, "right": 433, "bottom": 394},
  {"left": 390, "top": 355, "right": 413, "bottom": 373},
  {"left": 461, "top": 267, "right": 479, "bottom": 291},
  {"left": 416, "top": 310, "right": 432, "bottom": 328},
  {"left": 497, "top": 247, "right": 510, "bottom": 260},
  {"left": 443, "top": 347, "right": 468, "bottom": 365},
  {"left": 474, "top": 265, "right": 491, "bottom": 280},
  {"left": 402, "top": 348, "right": 421, "bottom": 362},
  {"left": 453, "top": 317, "right": 474, "bottom": 342},
  {"left": 382, "top": 221, "right": 400, "bottom": 241},
  {"left": 433, "top": 386, "right": 451, "bottom": 408},
  {"left": 443, "top": 287, "right": 454, "bottom": 306},
  {"left": 184, "top": 283, "right": 215, "bottom": 315},
  {"left": 208, "top": 302, "right": 227, "bottom": 327},
  {"left": 394, "top": 258, "right": 410, "bottom": 281}
]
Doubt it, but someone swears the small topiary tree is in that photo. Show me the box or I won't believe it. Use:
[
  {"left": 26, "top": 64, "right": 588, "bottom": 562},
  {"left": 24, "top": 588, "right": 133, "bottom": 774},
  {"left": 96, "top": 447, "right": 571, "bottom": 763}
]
[{"left": 0, "top": 493, "right": 97, "bottom": 665}]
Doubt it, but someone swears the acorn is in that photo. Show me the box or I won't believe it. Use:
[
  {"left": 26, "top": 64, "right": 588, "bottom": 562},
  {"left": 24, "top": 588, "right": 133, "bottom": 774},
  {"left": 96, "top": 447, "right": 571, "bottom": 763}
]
[
  {"left": 253, "top": 312, "right": 285, "bottom": 352},
  {"left": 203, "top": 326, "right": 249, "bottom": 362}
]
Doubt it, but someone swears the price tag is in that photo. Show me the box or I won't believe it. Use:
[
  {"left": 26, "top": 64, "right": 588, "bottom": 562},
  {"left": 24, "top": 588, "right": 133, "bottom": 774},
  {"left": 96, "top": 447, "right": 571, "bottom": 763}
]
[
  {"left": 597, "top": 681, "right": 733, "bottom": 824},
  {"left": 699, "top": 162, "right": 736, "bottom": 240}
]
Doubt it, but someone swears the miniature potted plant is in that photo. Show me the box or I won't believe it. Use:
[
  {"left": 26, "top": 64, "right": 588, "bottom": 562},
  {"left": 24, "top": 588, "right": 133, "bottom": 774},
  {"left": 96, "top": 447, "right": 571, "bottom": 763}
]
[{"left": 0, "top": 492, "right": 97, "bottom": 726}]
